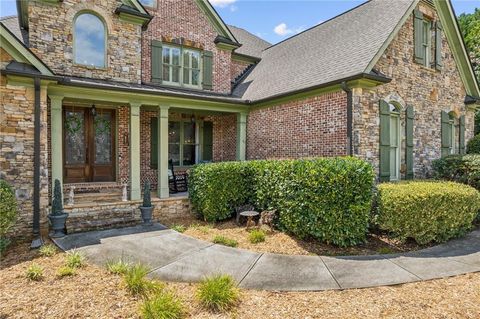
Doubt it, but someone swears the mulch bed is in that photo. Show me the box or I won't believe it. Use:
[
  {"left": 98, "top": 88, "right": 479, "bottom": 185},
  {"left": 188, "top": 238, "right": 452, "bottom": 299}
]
[
  {"left": 1, "top": 241, "right": 479, "bottom": 318},
  {"left": 163, "top": 217, "right": 428, "bottom": 256}
]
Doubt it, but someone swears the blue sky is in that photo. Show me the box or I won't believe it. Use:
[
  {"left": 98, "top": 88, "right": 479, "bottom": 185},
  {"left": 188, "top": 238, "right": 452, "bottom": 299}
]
[{"left": 1, "top": 0, "right": 478, "bottom": 44}]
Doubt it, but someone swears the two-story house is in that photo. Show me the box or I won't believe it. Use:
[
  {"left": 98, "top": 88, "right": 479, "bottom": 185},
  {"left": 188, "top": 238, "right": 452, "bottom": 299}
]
[{"left": 0, "top": 0, "right": 479, "bottom": 238}]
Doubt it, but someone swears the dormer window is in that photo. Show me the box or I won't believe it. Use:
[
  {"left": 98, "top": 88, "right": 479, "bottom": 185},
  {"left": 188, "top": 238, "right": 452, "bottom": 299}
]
[{"left": 74, "top": 13, "right": 106, "bottom": 68}]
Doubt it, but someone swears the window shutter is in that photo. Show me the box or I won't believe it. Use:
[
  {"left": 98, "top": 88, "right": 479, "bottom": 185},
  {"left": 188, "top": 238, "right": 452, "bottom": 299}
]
[
  {"left": 405, "top": 106, "right": 414, "bottom": 179},
  {"left": 150, "top": 117, "right": 158, "bottom": 169},
  {"left": 441, "top": 111, "right": 451, "bottom": 157},
  {"left": 379, "top": 100, "right": 391, "bottom": 182},
  {"left": 202, "top": 50, "right": 213, "bottom": 90},
  {"left": 414, "top": 9, "right": 425, "bottom": 64},
  {"left": 151, "top": 40, "right": 162, "bottom": 84},
  {"left": 435, "top": 20, "right": 443, "bottom": 70},
  {"left": 459, "top": 115, "right": 466, "bottom": 154}
]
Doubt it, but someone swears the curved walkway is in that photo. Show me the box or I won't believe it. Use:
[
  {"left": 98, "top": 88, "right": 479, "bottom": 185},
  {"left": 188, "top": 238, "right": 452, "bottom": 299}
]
[{"left": 54, "top": 224, "right": 480, "bottom": 291}]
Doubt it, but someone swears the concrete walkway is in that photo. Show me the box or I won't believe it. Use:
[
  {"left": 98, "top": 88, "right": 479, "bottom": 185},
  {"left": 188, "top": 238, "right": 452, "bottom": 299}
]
[{"left": 54, "top": 224, "right": 480, "bottom": 291}]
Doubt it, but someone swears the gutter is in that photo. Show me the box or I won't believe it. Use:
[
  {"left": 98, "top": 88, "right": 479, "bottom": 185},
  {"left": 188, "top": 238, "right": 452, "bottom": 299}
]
[
  {"left": 31, "top": 76, "right": 43, "bottom": 249},
  {"left": 341, "top": 82, "right": 354, "bottom": 156}
]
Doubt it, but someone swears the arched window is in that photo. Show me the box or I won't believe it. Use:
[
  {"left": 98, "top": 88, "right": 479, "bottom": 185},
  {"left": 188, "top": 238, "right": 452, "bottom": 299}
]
[
  {"left": 388, "top": 102, "right": 401, "bottom": 181},
  {"left": 74, "top": 13, "right": 106, "bottom": 67}
]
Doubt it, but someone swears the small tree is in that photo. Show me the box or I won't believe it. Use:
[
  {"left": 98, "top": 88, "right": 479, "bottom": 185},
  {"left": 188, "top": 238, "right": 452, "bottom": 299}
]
[
  {"left": 142, "top": 181, "right": 151, "bottom": 208},
  {"left": 51, "top": 179, "right": 64, "bottom": 215}
]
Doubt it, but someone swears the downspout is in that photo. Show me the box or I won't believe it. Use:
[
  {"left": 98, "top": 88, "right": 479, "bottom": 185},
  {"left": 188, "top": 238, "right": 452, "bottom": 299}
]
[
  {"left": 31, "top": 76, "right": 43, "bottom": 249},
  {"left": 341, "top": 81, "right": 353, "bottom": 156}
]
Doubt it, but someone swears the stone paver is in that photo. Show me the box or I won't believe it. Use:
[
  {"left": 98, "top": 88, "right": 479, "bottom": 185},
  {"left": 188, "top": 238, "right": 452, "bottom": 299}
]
[{"left": 54, "top": 224, "right": 480, "bottom": 291}]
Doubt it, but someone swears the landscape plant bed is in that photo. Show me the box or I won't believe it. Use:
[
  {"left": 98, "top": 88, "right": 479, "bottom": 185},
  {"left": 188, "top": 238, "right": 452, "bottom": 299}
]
[
  {"left": 164, "top": 217, "right": 433, "bottom": 256},
  {"left": 1, "top": 241, "right": 480, "bottom": 318}
]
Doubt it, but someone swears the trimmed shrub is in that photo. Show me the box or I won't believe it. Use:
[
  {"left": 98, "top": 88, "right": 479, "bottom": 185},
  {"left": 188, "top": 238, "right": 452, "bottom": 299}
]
[
  {"left": 376, "top": 181, "right": 480, "bottom": 244},
  {"left": 189, "top": 158, "right": 375, "bottom": 247},
  {"left": 141, "top": 290, "right": 185, "bottom": 319},
  {"left": 248, "top": 229, "right": 265, "bottom": 244},
  {"left": 188, "top": 162, "right": 253, "bottom": 222},
  {"left": 57, "top": 266, "right": 76, "bottom": 277},
  {"left": 196, "top": 274, "right": 240, "bottom": 312},
  {"left": 0, "top": 180, "right": 17, "bottom": 252},
  {"left": 467, "top": 134, "right": 480, "bottom": 154},
  {"left": 433, "top": 154, "right": 480, "bottom": 190}
]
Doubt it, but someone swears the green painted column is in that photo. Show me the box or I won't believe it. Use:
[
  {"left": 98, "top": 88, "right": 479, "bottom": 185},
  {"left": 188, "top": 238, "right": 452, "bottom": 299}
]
[
  {"left": 49, "top": 95, "right": 64, "bottom": 199},
  {"left": 158, "top": 105, "right": 170, "bottom": 198},
  {"left": 236, "top": 112, "right": 247, "bottom": 161},
  {"left": 129, "top": 102, "right": 141, "bottom": 200}
]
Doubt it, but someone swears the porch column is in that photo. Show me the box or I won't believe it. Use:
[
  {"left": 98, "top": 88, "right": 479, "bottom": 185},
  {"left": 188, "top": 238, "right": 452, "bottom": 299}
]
[
  {"left": 49, "top": 95, "right": 64, "bottom": 198},
  {"left": 236, "top": 112, "right": 247, "bottom": 161},
  {"left": 157, "top": 105, "right": 170, "bottom": 198},
  {"left": 129, "top": 102, "right": 141, "bottom": 200}
]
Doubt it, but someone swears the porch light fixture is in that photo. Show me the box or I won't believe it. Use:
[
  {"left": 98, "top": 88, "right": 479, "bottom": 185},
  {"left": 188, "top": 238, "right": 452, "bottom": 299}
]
[{"left": 91, "top": 104, "right": 97, "bottom": 117}]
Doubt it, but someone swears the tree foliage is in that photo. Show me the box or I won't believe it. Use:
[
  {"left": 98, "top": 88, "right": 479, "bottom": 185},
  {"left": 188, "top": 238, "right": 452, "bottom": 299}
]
[{"left": 458, "top": 9, "right": 480, "bottom": 82}]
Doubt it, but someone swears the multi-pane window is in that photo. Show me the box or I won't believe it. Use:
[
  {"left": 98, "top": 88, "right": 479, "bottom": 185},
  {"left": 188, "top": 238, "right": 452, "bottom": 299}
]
[
  {"left": 389, "top": 103, "right": 401, "bottom": 181},
  {"left": 74, "top": 13, "right": 106, "bottom": 67},
  {"left": 161, "top": 45, "right": 201, "bottom": 88},
  {"left": 449, "top": 114, "right": 460, "bottom": 155},
  {"left": 162, "top": 46, "right": 181, "bottom": 85},
  {"left": 183, "top": 49, "right": 201, "bottom": 87},
  {"left": 422, "top": 20, "right": 431, "bottom": 67}
]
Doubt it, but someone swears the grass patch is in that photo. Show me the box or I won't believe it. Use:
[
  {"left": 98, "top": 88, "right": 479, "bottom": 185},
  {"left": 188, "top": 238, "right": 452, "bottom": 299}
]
[
  {"left": 248, "top": 229, "right": 266, "bottom": 244},
  {"left": 212, "top": 235, "right": 238, "bottom": 247},
  {"left": 106, "top": 259, "right": 130, "bottom": 275},
  {"left": 57, "top": 266, "right": 76, "bottom": 277},
  {"left": 141, "top": 290, "right": 185, "bottom": 319},
  {"left": 377, "top": 247, "right": 395, "bottom": 255},
  {"left": 171, "top": 224, "right": 186, "bottom": 233},
  {"left": 189, "top": 223, "right": 211, "bottom": 234},
  {"left": 124, "top": 263, "right": 164, "bottom": 296},
  {"left": 25, "top": 263, "right": 44, "bottom": 281},
  {"left": 65, "top": 250, "right": 85, "bottom": 268},
  {"left": 196, "top": 274, "right": 240, "bottom": 312},
  {"left": 39, "top": 244, "right": 57, "bottom": 257}
]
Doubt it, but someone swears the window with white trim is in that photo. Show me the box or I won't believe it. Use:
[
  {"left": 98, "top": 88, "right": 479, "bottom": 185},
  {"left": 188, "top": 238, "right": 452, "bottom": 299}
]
[
  {"left": 162, "top": 45, "right": 202, "bottom": 89},
  {"left": 389, "top": 103, "right": 401, "bottom": 181}
]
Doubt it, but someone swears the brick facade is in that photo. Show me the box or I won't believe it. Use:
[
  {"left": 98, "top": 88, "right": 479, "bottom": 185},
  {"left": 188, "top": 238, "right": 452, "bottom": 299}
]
[
  {"left": 353, "top": 2, "right": 473, "bottom": 178},
  {"left": 247, "top": 92, "right": 348, "bottom": 159},
  {"left": 231, "top": 59, "right": 252, "bottom": 83}
]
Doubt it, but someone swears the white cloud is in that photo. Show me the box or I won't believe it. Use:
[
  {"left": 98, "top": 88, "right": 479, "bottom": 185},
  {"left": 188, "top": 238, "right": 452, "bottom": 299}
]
[
  {"left": 274, "top": 23, "right": 293, "bottom": 36},
  {"left": 209, "top": 0, "right": 237, "bottom": 8},
  {"left": 230, "top": 5, "right": 238, "bottom": 12}
]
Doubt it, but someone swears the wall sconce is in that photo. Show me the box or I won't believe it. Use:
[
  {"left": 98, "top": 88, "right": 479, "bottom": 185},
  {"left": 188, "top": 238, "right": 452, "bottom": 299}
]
[{"left": 91, "top": 104, "right": 97, "bottom": 117}]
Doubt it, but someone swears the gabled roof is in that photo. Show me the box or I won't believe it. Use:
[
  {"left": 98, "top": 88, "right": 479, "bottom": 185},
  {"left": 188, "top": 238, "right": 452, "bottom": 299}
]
[
  {"left": 195, "top": 0, "right": 239, "bottom": 45},
  {"left": 228, "top": 25, "right": 271, "bottom": 59},
  {"left": 233, "top": 0, "right": 415, "bottom": 101},
  {"left": 0, "top": 15, "right": 28, "bottom": 45}
]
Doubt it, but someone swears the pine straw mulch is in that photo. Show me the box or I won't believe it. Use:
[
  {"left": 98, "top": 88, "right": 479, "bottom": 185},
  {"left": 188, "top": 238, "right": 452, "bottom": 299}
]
[
  {"left": 163, "top": 217, "right": 427, "bottom": 256},
  {"left": 1, "top": 240, "right": 480, "bottom": 319}
]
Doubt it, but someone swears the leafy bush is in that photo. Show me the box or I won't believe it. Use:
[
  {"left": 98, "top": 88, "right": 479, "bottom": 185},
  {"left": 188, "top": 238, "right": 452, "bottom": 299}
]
[
  {"left": 141, "top": 290, "right": 185, "bottom": 319},
  {"left": 376, "top": 181, "right": 480, "bottom": 244},
  {"left": 124, "top": 263, "right": 163, "bottom": 296},
  {"left": 189, "top": 158, "right": 375, "bottom": 247},
  {"left": 39, "top": 244, "right": 57, "bottom": 257},
  {"left": 188, "top": 162, "right": 253, "bottom": 222},
  {"left": 196, "top": 274, "right": 240, "bottom": 312},
  {"left": 212, "top": 235, "right": 238, "bottom": 247},
  {"left": 467, "top": 134, "right": 480, "bottom": 154},
  {"left": 248, "top": 229, "right": 265, "bottom": 244},
  {"left": 26, "top": 263, "right": 44, "bottom": 281},
  {"left": 57, "top": 266, "right": 76, "bottom": 277},
  {"left": 433, "top": 154, "right": 480, "bottom": 190},
  {"left": 65, "top": 250, "right": 85, "bottom": 268},
  {"left": 0, "top": 180, "right": 17, "bottom": 251},
  {"left": 106, "top": 259, "right": 130, "bottom": 275}
]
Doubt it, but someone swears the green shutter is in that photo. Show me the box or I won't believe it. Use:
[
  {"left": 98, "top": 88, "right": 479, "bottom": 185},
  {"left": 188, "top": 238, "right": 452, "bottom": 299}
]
[
  {"left": 414, "top": 9, "right": 425, "bottom": 64},
  {"left": 202, "top": 121, "right": 213, "bottom": 161},
  {"left": 151, "top": 40, "right": 162, "bottom": 84},
  {"left": 435, "top": 20, "right": 443, "bottom": 70},
  {"left": 459, "top": 115, "right": 466, "bottom": 154},
  {"left": 379, "top": 100, "right": 391, "bottom": 182},
  {"left": 150, "top": 117, "right": 158, "bottom": 169},
  {"left": 405, "top": 105, "right": 414, "bottom": 180},
  {"left": 441, "top": 111, "right": 451, "bottom": 157},
  {"left": 202, "top": 50, "right": 213, "bottom": 90}
]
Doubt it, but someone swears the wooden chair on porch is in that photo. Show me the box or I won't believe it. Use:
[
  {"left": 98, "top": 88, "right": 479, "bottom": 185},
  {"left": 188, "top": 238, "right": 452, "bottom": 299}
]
[{"left": 168, "top": 159, "right": 188, "bottom": 193}]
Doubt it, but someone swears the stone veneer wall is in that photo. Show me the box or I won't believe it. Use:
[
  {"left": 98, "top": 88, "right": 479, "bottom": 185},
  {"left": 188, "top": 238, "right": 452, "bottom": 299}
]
[
  {"left": 27, "top": 0, "right": 142, "bottom": 83},
  {"left": 141, "top": 0, "right": 232, "bottom": 93},
  {"left": 353, "top": 2, "right": 474, "bottom": 178},
  {"left": 0, "top": 48, "right": 50, "bottom": 238},
  {"left": 246, "top": 92, "right": 348, "bottom": 159}
]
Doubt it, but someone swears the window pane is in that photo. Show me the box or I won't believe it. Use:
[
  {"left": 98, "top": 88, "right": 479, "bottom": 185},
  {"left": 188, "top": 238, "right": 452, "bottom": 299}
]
[
  {"left": 168, "top": 122, "right": 180, "bottom": 143},
  {"left": 183, "top": 145, "right": 196, "bottom": 166},
  {"left": 183, "top": 51, "right": 190, "bottom": 68},
  {"left": 94, "top": 112, "right": 112, "bottom": 164},
  {"left": 192, "top": 69, "right": 200, "bottom": 85},
  {"left": 390, "top": 116, "right": 398, "bottom": 147},
  {"left": 184, "top": 122, "right": 195, "bottom": 144},
  {"left": 191, "top": 52, "right": 199, "bottom": 69},
  {"left": 390, "top": 147, "right": 397, "bottom": 179},
  {"left": 163, "top": 48, "right": 170, "bottom": 64},
  {"left": 65, "top": 111, "right": 86, "bottom": 165},
  {"left": 168, "top": 144, "right": 180, "bottom": 166},
  {"left": 172, "top": 48, "right": 181, "bottom": 65},
  {"left": 163, "top": 65, "right": 170, "bottom": 82},
  {"left": 74, "top": 14, "right": 105, "bottom": 67},
  {"left": 172, "top": 66, "right": 180, "bottom": 83},
  {"left": 183, "top": 68, "right": 190, "bottom": 85}
]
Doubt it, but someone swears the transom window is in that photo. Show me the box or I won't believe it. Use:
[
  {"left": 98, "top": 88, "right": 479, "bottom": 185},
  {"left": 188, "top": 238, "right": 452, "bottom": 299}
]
[
  {"left": 74, "top": 13, "right": 106, "bottom": 68},
  {"left": 162, "top": 45, "right": 202, "bottom": 89}
]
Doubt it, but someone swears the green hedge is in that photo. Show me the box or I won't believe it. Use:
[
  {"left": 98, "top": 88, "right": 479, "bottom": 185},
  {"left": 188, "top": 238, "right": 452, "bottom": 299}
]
[
  {"left": 376, "top": 181, "right": 480, "bottom": 244},
  {"left": 0, "top": 180, "right": 17, "bottom": 253},
  {"left": 432, "top": 154, "right": 480, "bottom": 190},
  {"left": 189, "top": 157, "right": 375, "bottom": 247}
]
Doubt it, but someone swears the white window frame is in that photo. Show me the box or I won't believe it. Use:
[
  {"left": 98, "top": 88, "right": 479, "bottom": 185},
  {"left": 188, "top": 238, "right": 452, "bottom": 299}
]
[
  {"left": 162, "top": 44, "right": 202, "bottom": 89},
  {"left": 162, "top": 46, "right": 182, "bottom": 86},
  {"left": 422, "top": 19, "right": 432, "bottom": 68}
]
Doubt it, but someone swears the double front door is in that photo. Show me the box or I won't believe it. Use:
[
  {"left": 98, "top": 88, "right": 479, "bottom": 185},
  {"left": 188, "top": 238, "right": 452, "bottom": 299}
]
[{"left": 63, "top": 106, "right": 116, "bottom": 183}]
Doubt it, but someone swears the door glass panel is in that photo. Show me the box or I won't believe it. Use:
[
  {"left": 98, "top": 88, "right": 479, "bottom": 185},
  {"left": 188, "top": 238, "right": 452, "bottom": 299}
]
[
  {"left": 94, "top": 112, "right": 112, "bottom": 164},
  {"left": 64, "top": 110, "right": 86, "bottom": 165},
  {"left": 183, "top": 145, "right": 195, "bottom": 166}
]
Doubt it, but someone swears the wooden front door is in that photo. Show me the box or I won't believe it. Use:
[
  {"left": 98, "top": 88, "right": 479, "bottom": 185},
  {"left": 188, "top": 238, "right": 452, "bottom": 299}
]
[{"left": 63, "top": 107, "right": 116, "bottom": 183}]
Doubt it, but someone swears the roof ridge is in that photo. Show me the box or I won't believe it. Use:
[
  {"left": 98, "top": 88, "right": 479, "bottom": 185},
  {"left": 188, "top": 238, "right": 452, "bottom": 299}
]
[{"left": 264, "top": 0, "right": 372, "bottom": 52}]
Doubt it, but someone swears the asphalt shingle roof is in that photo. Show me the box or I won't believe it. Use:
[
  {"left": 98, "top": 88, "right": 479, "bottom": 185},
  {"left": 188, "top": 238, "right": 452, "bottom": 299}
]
[
  {"left": 0, "top": 16, "right": 28, "bottom": 46},
  {"left": 233, "top": 0, "right": 415, "bottom": 101},
  {"left": 228, "top": 25, "right": 271, "bottom": 59}
]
